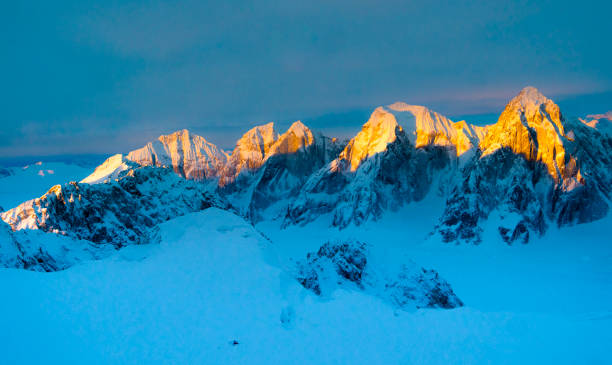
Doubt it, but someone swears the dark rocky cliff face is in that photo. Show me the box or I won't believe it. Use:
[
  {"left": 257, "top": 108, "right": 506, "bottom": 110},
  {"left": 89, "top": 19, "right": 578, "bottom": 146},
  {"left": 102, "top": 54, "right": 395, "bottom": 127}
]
[
  {"left": 438, "top": 149, "right": 549, "bottom": 244},
  {"left": 438, "top": 116, "right": 612, "bottom": 244},
  {"left": 284, "top": 124, "right": 452, "bottom": 229},
  {"left": 2, "top": 166, "right": 225, "bottom": 248}
]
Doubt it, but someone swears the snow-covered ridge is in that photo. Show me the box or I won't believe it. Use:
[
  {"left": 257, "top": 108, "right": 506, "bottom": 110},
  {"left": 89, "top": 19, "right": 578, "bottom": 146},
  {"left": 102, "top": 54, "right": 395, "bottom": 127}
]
[
  {"left": 82, "top": 122, "right": 320, "bottom": 187},
  {"left": 284, "top": 108, "right": 447, "bottom": 228},
  {"left": 1, "top": 87, "right": 610, "bottom": 364},
  {"left": 80, "top": 154, "right": 137, "bottom": 184},
  {"left": 81, "top": 104, "right": 482, "bottom": 188},
  {"left": 386, "top": 102, "right": 486, "bottom": 156},
  {"left": 80, "top": 130, "right": 225, "bottom": 184}
]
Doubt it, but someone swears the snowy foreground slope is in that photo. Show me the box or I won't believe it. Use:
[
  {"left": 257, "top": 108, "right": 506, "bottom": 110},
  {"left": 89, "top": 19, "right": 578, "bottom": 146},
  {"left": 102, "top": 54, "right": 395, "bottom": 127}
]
[{"left": 1, "top": 209, "right": 610, "bottom": 365}]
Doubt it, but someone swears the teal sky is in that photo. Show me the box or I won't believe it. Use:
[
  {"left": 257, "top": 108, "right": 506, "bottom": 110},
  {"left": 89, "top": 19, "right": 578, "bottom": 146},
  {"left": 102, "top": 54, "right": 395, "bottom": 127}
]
[{"left": 1, "top": 0, "right": 611, "bottom": 157}]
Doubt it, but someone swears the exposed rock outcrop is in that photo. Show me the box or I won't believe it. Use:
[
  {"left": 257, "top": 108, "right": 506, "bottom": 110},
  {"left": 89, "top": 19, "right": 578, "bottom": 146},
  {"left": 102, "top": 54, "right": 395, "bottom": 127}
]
[{"left": 296, "top": 240, "right": 463, "bottom": 309}]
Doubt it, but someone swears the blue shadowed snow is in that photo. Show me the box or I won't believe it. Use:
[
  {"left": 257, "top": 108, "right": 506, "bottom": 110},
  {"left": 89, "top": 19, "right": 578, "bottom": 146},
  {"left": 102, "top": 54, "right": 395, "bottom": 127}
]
[{"left": 0, "top": 207, "right": 610, "bottom": 364}]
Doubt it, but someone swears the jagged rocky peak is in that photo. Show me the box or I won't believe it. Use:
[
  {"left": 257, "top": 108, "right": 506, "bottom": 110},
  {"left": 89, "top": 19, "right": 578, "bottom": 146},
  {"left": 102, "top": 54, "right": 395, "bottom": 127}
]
[
  {"left": 507, "top": 86, "right": 560, "bottom": 118},
  {"left": 222, "top": 120, "right": 343, "bottom": 223},
  {"left": 480, "top": 86, "right": 572, "bottom": 181},
  {"left": 224, "top": 122, "right": 280, "bottom": 177},
  {"left": 283, "top": 106, "right": 451, "bottom": 228},
  {"left": 437, "top": 87, "right": 612, "bottom": 244},
  {"left": 82, "top": 129, "right": 229, "bottom": 184},
  {"left": 268, "top": 121, "right": 315, "bottom": 155},
  {"left": 385, "top": 102, "right": 485, "bottom": 156},
  {"left": 127, "top": 129, "right": 229, "bottom": 180},
  {"left": 83, "top": 122, "right": 324, "bottom": 190},
  {"left": 227, "top": 121, "right": 317, "bottom": 170},
  {"left": 339, "top": 107, "right": 402, "bottom": 171}
]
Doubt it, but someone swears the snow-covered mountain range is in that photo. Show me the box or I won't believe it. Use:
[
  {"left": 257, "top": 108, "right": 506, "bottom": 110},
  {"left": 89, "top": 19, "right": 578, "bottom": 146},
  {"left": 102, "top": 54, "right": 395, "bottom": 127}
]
[{"left": 2, "top": 87, "right": 611, "bottom": 254}]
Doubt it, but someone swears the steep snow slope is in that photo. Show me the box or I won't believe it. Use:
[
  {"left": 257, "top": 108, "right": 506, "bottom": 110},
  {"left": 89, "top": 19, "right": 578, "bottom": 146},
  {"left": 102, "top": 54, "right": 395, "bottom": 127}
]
[
  {"left": 81, "top": 154, "right": 138, "bottom": 184},
  {"left": 267, "top": 121, "right": 314, "bottom": 156},
  {"left": 0, "top": 162, "right": 92, "bottom": 210},
  {"left": 128, "top": 129, "right": 229, "bottom": 180},
  {"left": 338, "top": 107, "right": 401, "bottom": 172}
]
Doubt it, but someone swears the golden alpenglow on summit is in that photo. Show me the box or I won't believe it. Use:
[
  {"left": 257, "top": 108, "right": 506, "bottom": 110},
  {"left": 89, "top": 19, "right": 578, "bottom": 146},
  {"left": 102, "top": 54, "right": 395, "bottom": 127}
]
[
  {"left": 1, "top": 1, "right": 611, "bottom": 364},
  {"left": 338, "top": 107, "right": 401, "bottom": 172},
  {"left": 480, "top": 87, "right": 572, "bottom": 181}
]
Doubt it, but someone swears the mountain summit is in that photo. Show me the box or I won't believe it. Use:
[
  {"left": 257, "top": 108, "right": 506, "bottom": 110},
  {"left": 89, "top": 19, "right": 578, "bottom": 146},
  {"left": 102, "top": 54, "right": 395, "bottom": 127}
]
[
  {"left": 480, "top": 86, "right": 570, "bottom": 181},
  {"left": 439, "top": 86, "right": 610, "bottom": 244},
  {"left": 81, "top": 129, "right": 229, "bottom": 184},
  {"left": 222, "top": 122, "right": 280, "bottom": 184},
  {"left": 338, "top": 107, "right": 402, "bottom": 172}
]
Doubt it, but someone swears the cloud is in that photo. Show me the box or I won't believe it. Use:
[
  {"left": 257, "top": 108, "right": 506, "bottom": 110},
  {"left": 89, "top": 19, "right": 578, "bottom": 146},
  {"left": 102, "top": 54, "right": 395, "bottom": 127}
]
[{"left": 1, "top": 0, "right": 611, "bottom": 156}]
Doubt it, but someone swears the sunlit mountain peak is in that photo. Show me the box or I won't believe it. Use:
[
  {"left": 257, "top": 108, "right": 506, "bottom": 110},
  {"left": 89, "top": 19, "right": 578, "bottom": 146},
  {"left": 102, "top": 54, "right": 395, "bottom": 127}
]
[
  {"left": 339, "top": 107, "right": 401, "bottom": 171},
  {"left": 386, "top": 102, "right": 485, "bottom": 156},
  {"left": 222, "top": 122, "right": 280, "bottom": 182},
  {"left": 268, "top": 121, "right": 315, "bottom": 156},
  {"left": 480, "top": 87, "right": 571, "bottom": 181}
]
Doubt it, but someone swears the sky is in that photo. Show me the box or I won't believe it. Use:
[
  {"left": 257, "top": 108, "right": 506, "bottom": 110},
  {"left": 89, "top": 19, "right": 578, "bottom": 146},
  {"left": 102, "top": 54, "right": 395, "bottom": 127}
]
[{"left": 1, "top": 0, "right": 611, "bottom": 157}]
